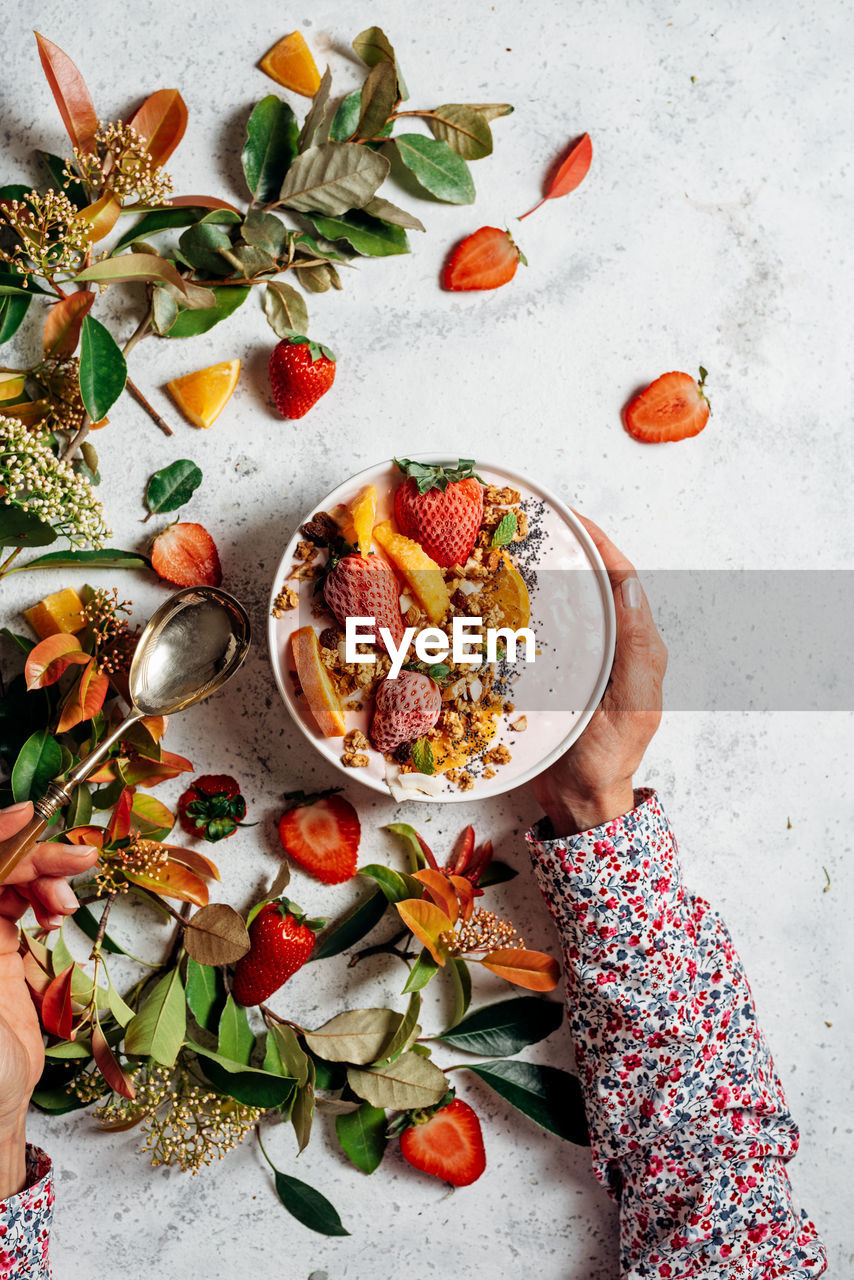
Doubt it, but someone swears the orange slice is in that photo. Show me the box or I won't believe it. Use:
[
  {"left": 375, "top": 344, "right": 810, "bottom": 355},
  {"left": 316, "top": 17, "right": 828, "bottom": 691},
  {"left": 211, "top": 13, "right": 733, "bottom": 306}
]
[
  {"left": 347, "top": 484, "right": 377, "bottom": 558},
  {"left": 260, "top": 31, "right": 322, "bottom": 97},
  {"left": 291, "top": 625, "right": 346, "bottom": 737},
  {"left": 484, "top": 551, "right": 530, "bottom": 629},
  {"left": 372, "top": 520, "right": 450, "bottom": 624},
  {"left": 432, "top": 702, "right": 500, "bottom": 772},
  {"left": 166, "top": 359, "right": 241, "bottom": 429},
  {"left": 23, "top": 587, "right": 86, "bottom": 639}
]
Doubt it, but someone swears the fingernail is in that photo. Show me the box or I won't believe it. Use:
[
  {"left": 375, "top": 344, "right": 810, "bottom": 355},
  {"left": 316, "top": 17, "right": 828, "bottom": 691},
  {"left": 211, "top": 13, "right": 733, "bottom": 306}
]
[
  {"left": 46, "top": 915, "right": 64, "bottom": 930},
  {"left": 621, "top": 577, "right": 642, "bottom": 610},
  {"left": 56, "top": 881, "right": 79, "bottom": 912},
  {"left": 5, "top": 801, "right": 31, "bottom": 815},
  {"left": 70, "top": 844, "right": 98, "bottom": 859}
]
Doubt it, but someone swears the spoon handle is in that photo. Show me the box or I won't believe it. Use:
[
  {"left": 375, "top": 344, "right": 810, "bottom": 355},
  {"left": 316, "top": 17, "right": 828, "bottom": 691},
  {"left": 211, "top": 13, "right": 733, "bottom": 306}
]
[{"left": 0, "top": 808, "right": 50, "bottom": 882}]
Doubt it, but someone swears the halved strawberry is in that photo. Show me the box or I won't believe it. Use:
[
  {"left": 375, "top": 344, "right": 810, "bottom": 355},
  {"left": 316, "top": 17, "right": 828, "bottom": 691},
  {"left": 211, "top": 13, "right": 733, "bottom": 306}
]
[
  {"left": 624, "top": 367, "right": 711, "bottom": 443},
  {"left": 277, "top": 788, "right": 360, "bottom": 885},
  {"left": 150, "top": 522, "right": 222, "bottom": 587},
  {"left": 399, "top": 1097, "right": 486, "bottom": 1186},
  {"left": 442, "top": 227, "right": 525, "bottom": 292}
]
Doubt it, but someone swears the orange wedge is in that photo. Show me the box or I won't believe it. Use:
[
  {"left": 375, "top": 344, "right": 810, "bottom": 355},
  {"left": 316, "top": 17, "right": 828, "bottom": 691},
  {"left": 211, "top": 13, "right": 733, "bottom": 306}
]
[
  {"left": 484, "top": 551, "right": 530, "bottom": 629},
  {"left": 432, "top": 702, "right": 500, "bottom": 772},
  {"left": 347, "top": 484, "right": 377, "bottom": 558},
  {"left": 292, "top": 625, "right": 346, "bottom": 737},
  {"left": 372, "top": 520, "right": 451, "bottom": 624},
  {"left": 24, "top": 587, "right": 86, "bottom": 639},
  {"left": 166, "top": 359, "right": 241, "bottom": 429},
  {"left": 260, "top": 31, "right": 322, "bottom": 96}
]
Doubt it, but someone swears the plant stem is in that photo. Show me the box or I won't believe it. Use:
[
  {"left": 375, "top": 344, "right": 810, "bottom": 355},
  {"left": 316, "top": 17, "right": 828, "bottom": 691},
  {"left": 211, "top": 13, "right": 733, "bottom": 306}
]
[
  {"left": 60, "top": 411, "right": 91, "bottom": 462},
  {"left": 260, "top": 1005, "right": 305, "bottom": 1034},
  {"left": 122, "top": 312, "right": 152, "bottom": 360},
  {"left": 347, "top": 929, "right": 416, "bottom": 968},
  {"left": 255, "top": 1125, "right": 276, "bottom": 1171},
  {"left": 165, "top": 902, "right": 191, "bottom": 968},
  {"left": 125, "top": 378, "right": 173, "bottom": 437},
  {"left": 89, "top": 890, "right": 118, "bottom": 960},
  {"left": 135, "top": 887, "right": 187, "bottom": 927},
  {"left": 0, "top": 547, "right": 23, "bottom": 579}
]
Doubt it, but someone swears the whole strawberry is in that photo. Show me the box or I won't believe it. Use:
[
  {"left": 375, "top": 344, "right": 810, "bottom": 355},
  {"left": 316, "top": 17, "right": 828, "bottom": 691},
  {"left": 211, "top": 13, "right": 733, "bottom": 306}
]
[
  {"left": 370, "top": 670, "right": 441, "bottom": 753},
  {"left": 323, "top": 551, "right": 404, "bottom": 652},
  {"left": 269, "top": 336, "right": 336, "bottom": 419},
  {"left": 177, "top": 774, "right": 248, "bottom": 842},
  {"left": 393, "top": 458, "right": 484, "bottom": 567},
  {"left": 399, "top": 1096, "right": 486, "bottom": 1186},
  {"left": 150, "top": 521, "right": 222, "bottom": 587},
  {"left": 232, "top": 898, "right": 322, "bottom": 1006}
]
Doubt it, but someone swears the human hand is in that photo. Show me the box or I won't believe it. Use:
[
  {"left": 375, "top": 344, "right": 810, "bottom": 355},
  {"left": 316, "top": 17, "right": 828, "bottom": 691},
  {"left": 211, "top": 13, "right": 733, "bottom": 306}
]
[
  {"left": 0, "top": 802, "right": 97, "bottom": 1190},
  {"left": 530, "top": 515, "right": 667, "bottom": 837}
]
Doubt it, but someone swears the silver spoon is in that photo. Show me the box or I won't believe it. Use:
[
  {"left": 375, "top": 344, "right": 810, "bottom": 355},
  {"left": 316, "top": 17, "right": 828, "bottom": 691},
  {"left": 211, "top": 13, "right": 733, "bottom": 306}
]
[{"left": 0, "top": 586, "right": 251, "bottom": 883}]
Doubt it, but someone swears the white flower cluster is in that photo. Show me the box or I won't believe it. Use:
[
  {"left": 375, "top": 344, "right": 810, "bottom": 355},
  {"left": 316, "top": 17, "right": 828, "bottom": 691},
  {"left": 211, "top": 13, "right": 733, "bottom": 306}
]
[
  {"left": 0, "top": 188, "right": 90, "bottom": 278},
  {"left": 71, "top": 122, "right": 173, "bottom": 205},
  {"left": 0, "top": 415, "right": 110, "bottom": 546}
]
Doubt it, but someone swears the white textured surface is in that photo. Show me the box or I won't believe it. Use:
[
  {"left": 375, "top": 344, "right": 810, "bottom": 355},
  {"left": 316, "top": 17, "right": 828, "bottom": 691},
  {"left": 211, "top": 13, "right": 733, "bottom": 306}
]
[{"left": 1, "top": 0, "right": 852, "bottom": 1276}]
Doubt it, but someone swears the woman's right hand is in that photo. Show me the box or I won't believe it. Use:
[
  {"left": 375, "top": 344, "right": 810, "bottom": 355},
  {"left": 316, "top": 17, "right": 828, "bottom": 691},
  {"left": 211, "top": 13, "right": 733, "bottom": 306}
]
[{"left": 530, "top": 514, "right": 668, "bottom": 837}]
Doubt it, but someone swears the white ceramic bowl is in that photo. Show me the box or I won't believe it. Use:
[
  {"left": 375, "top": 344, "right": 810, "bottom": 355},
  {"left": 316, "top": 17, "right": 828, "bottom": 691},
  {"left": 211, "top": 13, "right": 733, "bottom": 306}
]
[{"left": 268, "top": 457, "right": 616, "bottom": 802}]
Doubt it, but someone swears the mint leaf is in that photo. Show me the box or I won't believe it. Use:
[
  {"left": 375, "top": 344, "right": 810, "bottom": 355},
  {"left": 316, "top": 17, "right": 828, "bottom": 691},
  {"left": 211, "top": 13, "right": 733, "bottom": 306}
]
[
  {"left": 491, "top": 512, "right": 518, "bottom": 547},
  {"left": 411, "top": 737, "right": 435, "bottom": 776}
]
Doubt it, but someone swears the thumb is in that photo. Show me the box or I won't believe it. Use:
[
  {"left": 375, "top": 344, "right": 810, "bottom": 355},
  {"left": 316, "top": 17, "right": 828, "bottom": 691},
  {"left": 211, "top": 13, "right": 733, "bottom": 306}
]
[
  {"left": 607, "top": 576, "right": 667, "bottom": 714},
  {"left": 0, "top": 802, "right": 34, "bottom": 842}
]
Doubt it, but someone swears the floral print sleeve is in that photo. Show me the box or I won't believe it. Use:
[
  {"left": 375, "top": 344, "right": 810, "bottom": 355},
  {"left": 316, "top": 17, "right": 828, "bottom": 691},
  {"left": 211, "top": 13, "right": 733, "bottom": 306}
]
[
  {"left": 0, "top": 1145, "right": 53, "bottom": 1278},
  {"left": 526, "top": 788, "right": 827, "bottom": 1279}
]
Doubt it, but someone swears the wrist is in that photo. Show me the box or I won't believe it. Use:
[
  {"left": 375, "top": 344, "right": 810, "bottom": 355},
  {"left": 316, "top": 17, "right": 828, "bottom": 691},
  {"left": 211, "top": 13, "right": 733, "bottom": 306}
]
[
  {"left": 0, "top": 1110, "right": 27, "bottom": 1197},
  {"left": 541, "top": 781, "right": 636, "bottom": 838}
]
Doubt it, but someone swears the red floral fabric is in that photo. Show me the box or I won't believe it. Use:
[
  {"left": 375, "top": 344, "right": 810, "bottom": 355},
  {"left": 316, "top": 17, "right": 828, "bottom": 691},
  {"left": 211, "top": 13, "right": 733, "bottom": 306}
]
[
  {"left": 0, "top": 1145, "right": 53, "bottom": 1278},
  {"left": 526, "top": 788, "right": 826, "bottom": 1279}
]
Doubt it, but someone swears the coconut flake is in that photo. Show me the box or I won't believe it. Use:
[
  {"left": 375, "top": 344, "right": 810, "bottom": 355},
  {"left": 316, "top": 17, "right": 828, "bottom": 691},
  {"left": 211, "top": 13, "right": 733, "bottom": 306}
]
[{"left": 385, "top": 761, "right": 444, "bottom": 800}]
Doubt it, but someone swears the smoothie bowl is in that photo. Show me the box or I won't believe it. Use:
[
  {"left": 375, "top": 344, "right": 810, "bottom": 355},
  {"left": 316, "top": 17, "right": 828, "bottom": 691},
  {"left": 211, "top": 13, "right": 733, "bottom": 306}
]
[{"left": 268, "top": 457, "right": 615, "bottom": 802}]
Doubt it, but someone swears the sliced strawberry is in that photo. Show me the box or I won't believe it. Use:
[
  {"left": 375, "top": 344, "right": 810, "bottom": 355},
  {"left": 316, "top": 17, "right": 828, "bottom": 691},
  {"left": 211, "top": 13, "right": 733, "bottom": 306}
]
[
  {"left": 399, "top": 1097, "right": 486, "bottom": 1186},
  {"left": 150, "top": 522, "right": 222, "bottom": 587},
  {"left": 624, "top": 367, "right": 711, "bottom": 443},
  {"left": 442, "top": 227, "right": 525, "bottom": 292},
  {"left": 277, "top": 788, "right": 360, "bottom": 885}
]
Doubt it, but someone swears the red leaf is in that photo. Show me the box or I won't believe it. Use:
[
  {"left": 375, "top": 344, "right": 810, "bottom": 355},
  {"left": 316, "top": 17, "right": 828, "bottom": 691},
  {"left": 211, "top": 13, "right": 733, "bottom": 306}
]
[
  {"left": 63, "top": 825, "right": 105, "bottom": 848},
  {"left": 42, "top": 964, "right": 75, "bottom": 1038},
  {"left": 34, "top": 32, "right": 99, "bottom": 154},
  {"left": 129, "top": 89, "right": 188, "bottom": 165},
  {"left": 92, "top": 1022, "right": 136, "bottom": 1099},
  {"left": 107, "top": 787, "right": 134, "bottom": 844},
  {"left": 518, "top": 132, "right": 593, "bottom": 221},
  {"left": 73, "top": 191, "right": 121, "bottom": 244},
  {"left": 125, "top": 859, "right": 209, "bottom": 906},
  {"left": 413, "top": 868, "right": 459, "bottom": 924},
  {"left": 395, "top": 898, "right": 452, "bottom": 966},
  {"left": 169, "top": 194, "right": 242, "bottom": 213},
  {"left": 478, "top": 948, "right": 560, "bottom": 991},
  {"left": 25, "top": 634, "right": 88, "bottom": 689},
  {"left": 161, "top": 844, "right": 220, "bottom": 881},
  {"left": 118, "top": 750, "right": 193, "bottom": 788},
  {"left": 56, "top": 658, "right": 109, "bottom": 732},
  {"left": 43, "top": 290, "right": 93, "bottom": 358}
]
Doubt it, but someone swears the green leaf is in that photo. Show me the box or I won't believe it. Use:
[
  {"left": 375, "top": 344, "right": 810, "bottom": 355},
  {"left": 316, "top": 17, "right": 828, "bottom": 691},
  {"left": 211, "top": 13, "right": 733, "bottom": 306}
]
[
  {"left": 75, "top": 253, "right": 189, "bottom": 295},
  {"left": 185, "top": 957, "right": 222, "bottom": 1031},
  {"left": 411, "top": 736, "right": 435, "bottom": 775},
  {"left": 291, "top": 1062, "right": 315, "bottom": 1152},
  {"left": 241, "top": 210, "right": 288, "bottom": 258},
  {"left": 72, "top": 904, "right": 125, "bottom": 956},
  {"left": 356, "top": 61, "right": 397, "bottom": 140},
  {"left": 64, "top": 783, "right": 92, "bottom": 830},
  {"left": 359, "top": 863, "right": 422, "bottom": 903},
  {"left": 0, "top": 271, "right": 49, "bottom": 297},
  {"left": 462, "top": 102, "right": 514, "bottom": 122},
  {"left": 113, "top": 207, "right": 213, "bottom": 251},
  {"left": 347, "top": 1050, "right": 446, "bottom": 1110},
  {"left": 0, "top": 627, "right": 33, "bottom": 655},
  {"left": 330, "top": 90, "right": 393, "bottom": 143},
  {"left": 428, "top": 104, "right": 494, "bottom": 159},
  {"left": 310, "top": 889, "right": 387, "bottom": 961},
  {"left": 0, "top": 294, "right": 31, "bottom": 344},
  {"left": 294, "top": 262, "right": 341, "bottom": 293},
  {"left": 402, "top": 948, "right": 440, "bottom": 994},
  {"left": 11, "top": 730, "right": 62, "bottom": 802},
  {"left": 468, "top": 1059, "right": 589, "bottom": 1145},
  {"left": 125, "top": 967, "right": 186, "bottom": 1067},
  {"left": 145, "top": 459, "right": 203, "bottom": 515},
  {"left": 178, "top": 222, "right": 233, "bottom": 276},
  {"left": 437, "top": 996, "right": 562, "bottom": 1057},
  {"left": 265, "top": 1024, "right": 309, "bottom": 1087},
  {"left": 335, "top": 1102, "right": 386, "bottom": 1174},
  {"left": 306, "top": 210, "right": 409, "bottom": 258},
  {"left": 375, "top": 991, "right": 420, "bottom": 1064},
  {"left": 16, "top": 547, "right": 148, "bottom": 572},
  {"left": 166, "top": 286, "right": 249, "bottom": 338},
  {"left": 0, "top": 507, "right": 57, "bottom": 550},
  {"left": 280, "top": 142, "right": 390, "bottom": 216},
  {"left": 39, "top": 150, "right": 88, "bottom": 206},
  {"left": 352, "top": 26, "right": 408, "bottom": 100},
  {"left": 44, "top": 1038, "right": 91, "bottom": 1059},
  {"left": 445, "top": 956, "right": 472, "bottom": 1030},
  {"left": 393, "top": 135, "right": 475, "bottom": 204},
  {"left": 297, "top": 67, "right": 333, "bottom": 153},
  {"left": 477, "top": 858, "right": 518, "bottom": 887},
  {"left": 151, "top": 286, "right": 179, "bottom": 334},
  {"left": 491, "top": 512, "right": 518, "bottom": 547},
  {"left": 270, "top": 1170, "right": 349, "bottom": 1237},
  {"left": 217, "top": 994, "right": 254, "bottom": 1065},
  {"left": 242, "top": 96, "right": 299, "bottom": 201},
  {"left": 189, "top": 1041, "right": 295, "bottom": 1107},
  {"left": 104, "top": 970, "right": 136, "bottom": 1027},
  {"left": 78, "top": 315, "right": 127, "bottom": 421},
  {"left": 264, "top": 281, "right": 309, "bottom": 340},
  {"left": 304, "top": 1008, "right": 403, "bottom": 1065},
  {"left": 383, "top": 822, "right": 427, "bottom": 871}
]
